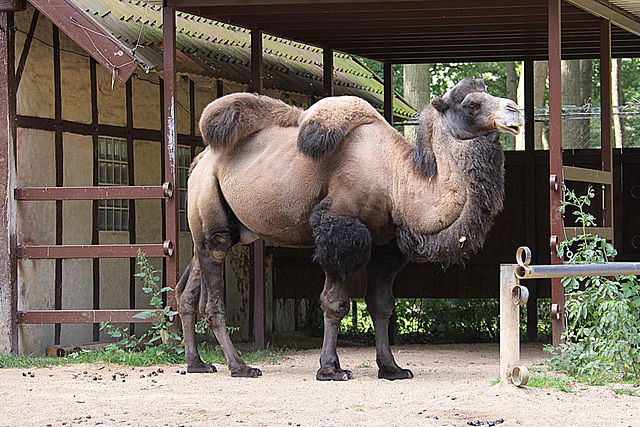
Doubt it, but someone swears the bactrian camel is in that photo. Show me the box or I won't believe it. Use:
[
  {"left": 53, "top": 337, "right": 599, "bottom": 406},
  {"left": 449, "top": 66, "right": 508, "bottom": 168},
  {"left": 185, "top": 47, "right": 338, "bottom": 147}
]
[{"left": 176, "top": 78, "right": 523, "bottom": 380}]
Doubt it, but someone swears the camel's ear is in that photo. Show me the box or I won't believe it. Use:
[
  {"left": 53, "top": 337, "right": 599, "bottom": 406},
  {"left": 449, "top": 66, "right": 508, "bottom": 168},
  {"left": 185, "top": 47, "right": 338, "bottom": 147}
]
[{"left": 431, "top": 97, "right": 448, "bottom": 113}]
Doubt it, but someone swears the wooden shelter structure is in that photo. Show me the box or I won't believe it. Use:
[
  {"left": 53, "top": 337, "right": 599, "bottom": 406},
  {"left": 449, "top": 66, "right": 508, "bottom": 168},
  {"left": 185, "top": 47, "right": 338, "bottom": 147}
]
[{"left": 2, "top": 0, "right": 640, "bottom": 352}]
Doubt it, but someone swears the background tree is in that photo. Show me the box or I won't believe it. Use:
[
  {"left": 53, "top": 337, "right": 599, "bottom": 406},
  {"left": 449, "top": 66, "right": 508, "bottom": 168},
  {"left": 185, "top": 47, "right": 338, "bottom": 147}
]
[{"left": 402, "top": 64, "right": 430, "bottom": 143}]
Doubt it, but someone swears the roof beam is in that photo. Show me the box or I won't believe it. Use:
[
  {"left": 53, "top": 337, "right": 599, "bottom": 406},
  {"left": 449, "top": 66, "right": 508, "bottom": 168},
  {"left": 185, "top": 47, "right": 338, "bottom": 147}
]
[
  {"left": 566, "top": 0, "right": 640, "bottom": 36},
  {"left": 28, "top": 0, "right": 144, "bottom": 82}
]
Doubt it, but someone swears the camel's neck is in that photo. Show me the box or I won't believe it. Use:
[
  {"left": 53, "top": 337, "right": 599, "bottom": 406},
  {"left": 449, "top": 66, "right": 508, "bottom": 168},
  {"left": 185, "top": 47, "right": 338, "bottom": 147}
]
[{"left": 392, "top": 117, "right": 505, "bottom": 265}]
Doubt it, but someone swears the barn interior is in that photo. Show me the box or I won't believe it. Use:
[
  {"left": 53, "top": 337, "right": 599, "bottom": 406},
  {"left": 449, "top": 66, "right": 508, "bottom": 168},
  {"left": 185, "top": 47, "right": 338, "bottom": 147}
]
[{"left": 2, "top": 0, "right": 640, "bottom": 355}]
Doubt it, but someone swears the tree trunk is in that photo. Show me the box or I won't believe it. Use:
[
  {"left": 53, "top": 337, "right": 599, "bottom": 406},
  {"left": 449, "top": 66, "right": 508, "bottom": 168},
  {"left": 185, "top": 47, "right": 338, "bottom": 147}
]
[
  {"left": 534, "top": 61, "right": 548, "bottom": 150},
  {"left": 612, "top": 58, "right": 624, "bottom": 149},
  {"left": 403, "top": 63, "right": 430, "bottom": 144},
  {"left": 505, "top": 61, "right": 518, "bottom": 150},
  {"left": 561, "top": 59, "right": 591, "bottom": 149}
]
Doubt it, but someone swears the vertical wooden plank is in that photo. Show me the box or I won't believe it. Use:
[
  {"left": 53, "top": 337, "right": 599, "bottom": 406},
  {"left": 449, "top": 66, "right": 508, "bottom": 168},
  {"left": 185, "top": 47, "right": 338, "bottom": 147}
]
[
  {"left": 0, "top": 10, "right": 18, "bottom": 353},
  {"left": 53, "top": 23, "right": 63, "bottom": 345},
  {"left": 251, "top": 29, "right": 263, "bottom": 94},
  {"left": 323, "top": 47, "right": 333, "bottom": 97},
  {"left": 383, "top": 61, "right": 395, "bottom": 344},
  {"left": 251, "top": 28, "right": 266, "bottom": 350},
  {"left": 216, "top": 79, "right": 224, "bottom": 98},
  {"left": 548, "top": 0, "right": 564, "bottom": 348},
  {"left": 90, "top": 58, "right": 100, "bottom": 342},
  {"left": 126, "top": 78, "right": 136, "bottom": 333},
  {"left": 600, "top": 19, "right": 613, "bottom": 236},
  {"left": 383, "top": 62, "right": 393, "bottom": 125},
  {"left": 162, "top": 6, "right": 178, "bottom": 312},
  {"left": 524, "top": 57, "right": 538, "bottom": 343}
]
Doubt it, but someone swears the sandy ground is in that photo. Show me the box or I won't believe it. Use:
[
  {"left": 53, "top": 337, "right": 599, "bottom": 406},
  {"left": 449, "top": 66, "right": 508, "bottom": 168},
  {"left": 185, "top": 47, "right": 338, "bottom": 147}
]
[{"left": 0, "top": 342, "right": 638, "bottom": 427}]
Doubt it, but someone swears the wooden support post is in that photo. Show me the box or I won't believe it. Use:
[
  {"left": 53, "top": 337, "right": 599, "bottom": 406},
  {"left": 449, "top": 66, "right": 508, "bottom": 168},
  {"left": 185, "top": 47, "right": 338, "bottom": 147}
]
[
  {"left": 162, "top": 6, "right": 179, "bottom": 312},
  {"left": 524, "top": 57, "right": 538, "bottom": 342},
  {"left": 0, "top": 10, "right": 18, "bottom": 354},
  {"left": 251, "top": 28, "right": 266, "bottom": 350},
  {"left": 600, "top": 19, "right": 613, "bottom": 235},
  {"left": 548, "top": 0, "right": 564, "bottom": 348},
  {"left": 383, "top": 62, "right": 393, "bottom": 125},
  {"left": 323, "top": 47, "right": 333, "bottom": 97},
  {"left": 383, "top": 61, "right": 396, "bottom": 343},
  {"left": 53, "top": 24, "right": 63, "bottom": 345}
]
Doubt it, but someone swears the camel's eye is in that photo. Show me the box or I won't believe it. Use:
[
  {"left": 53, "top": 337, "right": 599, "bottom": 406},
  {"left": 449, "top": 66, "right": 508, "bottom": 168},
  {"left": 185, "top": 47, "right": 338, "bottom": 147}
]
[{"left": 464, "top": 101, "right": 480, "bottom": 113}]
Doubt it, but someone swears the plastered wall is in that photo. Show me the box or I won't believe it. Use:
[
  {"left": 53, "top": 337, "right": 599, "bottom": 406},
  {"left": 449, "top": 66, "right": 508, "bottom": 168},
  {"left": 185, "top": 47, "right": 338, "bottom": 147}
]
[{"left": 12, "top": 6, "right": 304, "bottom": 355}]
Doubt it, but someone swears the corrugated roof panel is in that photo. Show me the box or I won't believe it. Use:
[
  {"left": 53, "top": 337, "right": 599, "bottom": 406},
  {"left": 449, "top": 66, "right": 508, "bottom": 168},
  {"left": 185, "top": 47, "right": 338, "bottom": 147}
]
[
  {"left": 610, "top": 0, "right": 640, "bottom": 17},
  {"left": 69, "top": 0, "right": 416, "bottom": 118}
]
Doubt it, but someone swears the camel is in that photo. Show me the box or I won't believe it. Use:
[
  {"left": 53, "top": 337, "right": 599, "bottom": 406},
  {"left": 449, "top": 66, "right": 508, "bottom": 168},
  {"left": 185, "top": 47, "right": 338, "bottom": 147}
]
[{"left": 175, "top": 78, "right": 523, "bottom": 380}]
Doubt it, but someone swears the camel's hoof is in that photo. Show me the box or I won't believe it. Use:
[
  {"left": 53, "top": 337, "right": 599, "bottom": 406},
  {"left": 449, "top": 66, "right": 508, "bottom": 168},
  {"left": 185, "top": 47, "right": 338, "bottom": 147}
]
[
  {"left": 378, "top": 368, "right": 413, "bottom": 381},
  {"left": 316, "top": 368, "right": 353, "bottom": 381},
  {"left": 187, "top": 364, "right": 217, "bottom": 373},
  {"left": 231, "top": 367, "right": 262, "bottom": 378}
]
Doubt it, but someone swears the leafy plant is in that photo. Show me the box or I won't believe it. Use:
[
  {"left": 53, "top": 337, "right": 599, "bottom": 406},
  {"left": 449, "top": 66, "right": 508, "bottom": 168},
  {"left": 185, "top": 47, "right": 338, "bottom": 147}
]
[
  {"left": 546, "top": 186, "right": 640, "bottom": 379},
  {"left": 100, "top": 251, "right": 182, "bottom": 357}
]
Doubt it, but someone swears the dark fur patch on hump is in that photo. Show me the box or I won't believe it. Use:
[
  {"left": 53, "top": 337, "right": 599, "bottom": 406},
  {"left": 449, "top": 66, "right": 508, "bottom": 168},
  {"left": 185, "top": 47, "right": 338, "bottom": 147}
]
[
  {"left": 199, "top": 93, "right": 302, "bottom": 150},
  {"left": 296, "top": 96, "right": 379, "bottom": 158},
  {"left": 310, "top": 198, "right": 372, "bottom": 282},
  {"left": 297, "top": 120, "right": 346, "bottom": 158}
]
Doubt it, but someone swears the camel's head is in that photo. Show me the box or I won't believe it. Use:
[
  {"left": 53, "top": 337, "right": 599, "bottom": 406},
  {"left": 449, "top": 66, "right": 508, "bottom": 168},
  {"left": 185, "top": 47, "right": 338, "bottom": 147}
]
[{"left": 431, "top": 78, "right": 523, "bottom": 140}]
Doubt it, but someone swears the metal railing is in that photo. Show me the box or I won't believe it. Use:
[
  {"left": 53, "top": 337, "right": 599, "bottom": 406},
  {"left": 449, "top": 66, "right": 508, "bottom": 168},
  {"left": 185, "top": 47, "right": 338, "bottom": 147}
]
[{"left": 500, "top": 246, "right": 640, "bottom": 386}]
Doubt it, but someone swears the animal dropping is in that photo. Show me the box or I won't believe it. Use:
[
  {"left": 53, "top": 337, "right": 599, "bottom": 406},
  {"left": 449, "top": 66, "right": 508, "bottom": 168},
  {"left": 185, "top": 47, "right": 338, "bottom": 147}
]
[{"left": 178, "top": 78, "right": 523, "bottom": 380}]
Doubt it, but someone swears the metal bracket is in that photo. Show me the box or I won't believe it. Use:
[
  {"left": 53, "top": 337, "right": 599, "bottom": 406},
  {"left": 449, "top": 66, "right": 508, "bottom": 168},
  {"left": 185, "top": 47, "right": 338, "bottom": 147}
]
[
  {"left": 511, "top": 285, "right": 529, "bottom": 306},
  {"left": 162, "top": 240, "right": 174, "bottom": 257},
  {"left": 162, "top": 182, "right": 173, "bottom": 198}
]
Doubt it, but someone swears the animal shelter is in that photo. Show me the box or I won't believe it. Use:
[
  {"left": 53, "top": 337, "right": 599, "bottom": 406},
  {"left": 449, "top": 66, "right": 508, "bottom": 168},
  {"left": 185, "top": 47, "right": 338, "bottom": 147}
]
[{"left": 2, "top": 0, "right": 640, "bottom": 355}]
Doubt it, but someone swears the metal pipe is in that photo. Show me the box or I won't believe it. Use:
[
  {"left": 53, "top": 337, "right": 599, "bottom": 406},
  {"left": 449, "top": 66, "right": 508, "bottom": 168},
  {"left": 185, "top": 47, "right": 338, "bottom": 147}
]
[{"left": 516, "top": 262, "right": 640, "bottom": 279}]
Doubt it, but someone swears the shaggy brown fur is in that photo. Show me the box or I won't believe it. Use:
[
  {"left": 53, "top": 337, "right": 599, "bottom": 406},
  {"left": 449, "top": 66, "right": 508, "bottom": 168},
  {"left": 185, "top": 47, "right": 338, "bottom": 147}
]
[
  {"left": 199, "top": 93, "right": 302, "bottom": 150},
  {"left": 179, "top": 78, "right": 523, "bottom": 381}
]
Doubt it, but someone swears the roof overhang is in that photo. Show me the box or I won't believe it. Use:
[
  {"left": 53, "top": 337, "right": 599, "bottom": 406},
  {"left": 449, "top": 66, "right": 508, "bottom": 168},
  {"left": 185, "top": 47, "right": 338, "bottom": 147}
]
[
  {"left": 28, "top": 0, "right": 154, "bottom": 83},
  {"left": 165, "top": 0, "right": 640, "bottom": 63}
]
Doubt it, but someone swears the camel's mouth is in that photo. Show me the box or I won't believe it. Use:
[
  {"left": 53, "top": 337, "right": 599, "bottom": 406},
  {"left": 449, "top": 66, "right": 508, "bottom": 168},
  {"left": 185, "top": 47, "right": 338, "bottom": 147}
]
[{"left": 497, "top": 123, "right": 521, "bottom": 136}]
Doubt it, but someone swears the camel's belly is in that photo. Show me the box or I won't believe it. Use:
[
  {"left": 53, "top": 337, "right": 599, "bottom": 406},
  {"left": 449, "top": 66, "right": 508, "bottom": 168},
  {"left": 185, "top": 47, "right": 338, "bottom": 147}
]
[{"left": 217, "top": 128, "right": 324, "bottom": 247}]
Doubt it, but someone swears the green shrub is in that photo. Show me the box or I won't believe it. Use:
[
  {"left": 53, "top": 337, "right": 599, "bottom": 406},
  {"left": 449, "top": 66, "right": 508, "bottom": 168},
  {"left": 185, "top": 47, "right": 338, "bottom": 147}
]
[{"left": 546, "top": 187, "right": 640, "bottom": 379}]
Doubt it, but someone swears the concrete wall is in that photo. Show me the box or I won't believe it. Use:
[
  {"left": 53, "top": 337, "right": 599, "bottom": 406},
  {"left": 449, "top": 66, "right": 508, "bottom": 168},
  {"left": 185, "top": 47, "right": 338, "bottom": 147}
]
[{"left": 11, "top": 6, "right": 306, "bottom": 355}]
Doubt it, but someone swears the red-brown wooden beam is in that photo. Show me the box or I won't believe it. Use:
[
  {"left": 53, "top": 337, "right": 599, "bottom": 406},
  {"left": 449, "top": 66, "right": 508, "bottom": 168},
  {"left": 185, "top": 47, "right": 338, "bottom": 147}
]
[
  {"left": 18, "top": 243, "right": 173, "bottom": 259},
  {"left": 0, "top": 9, "right": 18, "bottom": 354},
  {"left": 251, "top": 28, "right": 266, "bottom": 351},
  {"left": 383, "top": 62, "right": 393, "bottom": 125},
  {"left": 15, "top": 185, "right": 172, "bottom": 201},
  {"left": 548, "top": 0, "right": 564, "bottom": 348},
  {"left": 17, "top": 310, "right": 161, "bottom": 324},
  {"left": 524, "top": 57, "right": 538, "bottom": 343},
  {"left": 28, "top": 0, "right": 143, "bottom": 83},
  {"left": 323, "top": 46, "right": 333, "bottom": 97},
  {"left": 600, "top": 19, "right": 613, "bottom": 234},
  {"left": 162, "top": 6, "right": 179, "bottom": 313}
]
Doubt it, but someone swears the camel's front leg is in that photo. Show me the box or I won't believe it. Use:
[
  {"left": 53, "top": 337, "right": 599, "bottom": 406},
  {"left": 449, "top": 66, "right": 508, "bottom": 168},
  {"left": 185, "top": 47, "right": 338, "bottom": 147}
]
[
  {"left": 176, "top": 257, "right": 216, "bottom": 373},
  {"left": 310, "top": 198, "right": 372, "bottom": 381},
  {"left": 366, "top": 242, "right": 413, "bottom": 380},
  {"left": 317, "top": 276, "right": 353, "bottom": 380},
  {"left": 198, "top": 239, "right": 262, "bottom": 378}
]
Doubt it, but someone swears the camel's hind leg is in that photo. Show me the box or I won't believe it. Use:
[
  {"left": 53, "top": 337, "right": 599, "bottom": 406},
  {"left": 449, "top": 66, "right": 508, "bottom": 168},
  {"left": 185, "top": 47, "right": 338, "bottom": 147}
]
[
  {"left": 176, "top": 256, "right": 217, "bottom": 373},
  {"left": 311, "top": 199, "right": 372, "bottom": 381},
  {"left": 196, "top": 239, "right": 262, "bottom": 377},
  {"left": 365, "top": 241, "right": 413, "bottom": 380}
]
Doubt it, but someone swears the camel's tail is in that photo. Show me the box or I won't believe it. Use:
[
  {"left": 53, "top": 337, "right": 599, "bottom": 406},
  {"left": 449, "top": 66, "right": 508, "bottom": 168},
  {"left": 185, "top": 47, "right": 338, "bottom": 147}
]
[
  {"left": 297, "top": 96, "right": 380, "bottom": 157},
  {"left": 199, "top": 93, "right": 303, "bottom": 150}
]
